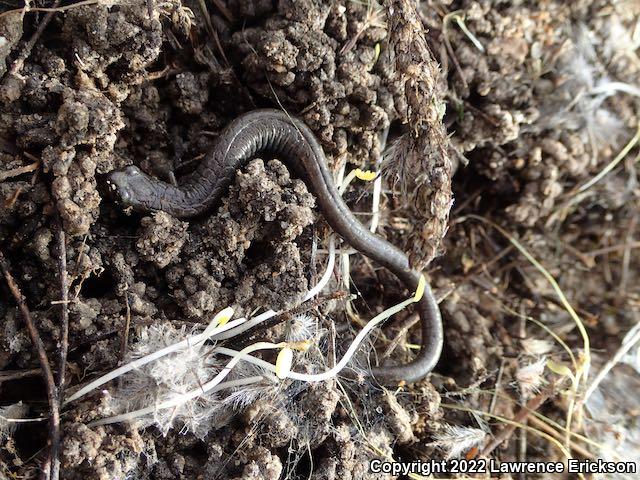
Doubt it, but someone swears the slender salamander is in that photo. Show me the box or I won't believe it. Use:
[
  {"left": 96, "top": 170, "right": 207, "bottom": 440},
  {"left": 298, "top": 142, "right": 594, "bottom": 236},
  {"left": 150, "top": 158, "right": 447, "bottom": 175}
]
[{"left": 106, "top": 109, "right": 443, "bottom": 383}]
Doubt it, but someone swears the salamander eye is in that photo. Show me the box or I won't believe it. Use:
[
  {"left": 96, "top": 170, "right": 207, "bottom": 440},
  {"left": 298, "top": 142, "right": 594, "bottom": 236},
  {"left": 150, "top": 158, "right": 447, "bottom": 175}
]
[
  {"left": 118, "top": 187, "right": 132, "bottom": 204},
  {"left": 124, "top": 165, "right": 142, "bottom": 177}
]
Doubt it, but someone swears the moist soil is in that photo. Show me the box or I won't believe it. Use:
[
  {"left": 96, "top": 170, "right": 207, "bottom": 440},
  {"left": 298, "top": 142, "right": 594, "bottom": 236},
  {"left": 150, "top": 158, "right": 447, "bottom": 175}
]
[{"left": 0, "top": 1, "right": 638, "bottom": 479}]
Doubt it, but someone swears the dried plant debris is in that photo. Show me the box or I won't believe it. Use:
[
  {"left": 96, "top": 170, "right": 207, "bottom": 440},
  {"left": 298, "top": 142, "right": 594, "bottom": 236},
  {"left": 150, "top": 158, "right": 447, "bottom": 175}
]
[
  {"left": 421, "top": 0, "right": 639, "bottom": 227},
  {"left": 384, "top": 0, "right": 453, "bottom": 269},
  {"left": 431, "top": 423, "right": 487, "bottom": 460},
  {"left": 1, "top": 0, "right": 639, "bottom": 479}
]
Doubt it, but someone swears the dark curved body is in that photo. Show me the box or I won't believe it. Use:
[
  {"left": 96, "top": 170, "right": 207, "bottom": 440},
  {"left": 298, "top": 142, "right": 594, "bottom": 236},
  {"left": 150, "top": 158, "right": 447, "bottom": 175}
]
[{"left": 106, "top": 109, "right": 443, "bottom": 383}]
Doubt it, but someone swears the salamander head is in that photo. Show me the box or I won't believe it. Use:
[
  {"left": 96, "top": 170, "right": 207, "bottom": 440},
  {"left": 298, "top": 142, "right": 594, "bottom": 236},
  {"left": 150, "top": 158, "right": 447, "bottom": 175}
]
[{"left": 105, "top": 165, "right": 157, "bottom": 211}]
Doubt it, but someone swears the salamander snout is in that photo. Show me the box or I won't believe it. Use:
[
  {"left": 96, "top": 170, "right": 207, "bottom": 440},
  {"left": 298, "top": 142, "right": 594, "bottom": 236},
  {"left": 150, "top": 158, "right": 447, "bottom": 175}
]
[{"left": 105, "top": 165, "right": 147, "bottom": 209}]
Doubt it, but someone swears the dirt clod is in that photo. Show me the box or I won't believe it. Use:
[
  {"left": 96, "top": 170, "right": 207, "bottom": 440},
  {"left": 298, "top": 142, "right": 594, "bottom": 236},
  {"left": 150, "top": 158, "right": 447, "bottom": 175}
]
[{"left": 2, "top": 0, "right": 639, "bottom": 478}]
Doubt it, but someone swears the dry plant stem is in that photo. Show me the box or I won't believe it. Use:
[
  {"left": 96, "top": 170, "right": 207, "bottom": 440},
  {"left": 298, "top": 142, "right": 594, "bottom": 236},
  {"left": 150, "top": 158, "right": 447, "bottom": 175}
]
[
  {"left": 119, "top": 291, "right": 131, "bottom": 362},
  {"left": 443, "top": 403, "right": 581, "bottom": 479},
  {"left": 481, "top": 383, "right": 557, "bottom": 456},
  {"left": 337, "top": 166, "right": 362, "bottom": 327},
  {"left": 462, "top": 215, "right": 591, "bottom": 372},
  {"left": 340, "top": 1, "right": 382, "bottom": 55},
  {"left": 518, "top": 426, "right": 527, "bottom": 469},
  {"left": 527, "top": 415, "right": 595, "bottom": 459},
  {"left": 0, "top": 0, "right": 100, "bottom": 20},
  {"left": 577, "top": 123, "right": 640, "bottom": 194},
  {"left": 381, "top": 313, "right": 419, "bottom": 359},
  {"left": 2, "top": 0, "right": 61, "bottom": 85},
  {"left": 619, "top": 213, "right": 637, "bottom": 296},
  {"left": 65, "top": 311, "right": 245, "bottom": 404},
  {"left": 489, "top": 359, "right": 505, "bottom": 415},
  {"left": 211, "top": 0, "right": 234, "bottom": 23},
  {"left": 0, "top": 368, "right": 40, "bottom": 383},
  {"left": 582, "top": 321, "right": 640, "bottom": 403},
  {"left": 369, "top": 127, "right": 387, "bottom": 234},
  {"left": 587, "top": 240, "right": 640, "bottom": 257},
  {"left": 441, "top": 12, "right": 468, "bottom": 91},
  {"left": 0, "top": 161, "right": 39, "bottom": 181},
  {"left": 55, "top": 225, "right": 69, "bottom": 401},
  {"left": 231, "top": 291, "right": 348, "bottom": 347},
  {"left": 197, "top": 0, "right": 229, "bottom": 66},
  {"left": 385, "top": 0, "right": 453, "bottom": 269},
  {"left": 468, "top": 387, "right": 610, "bottom": 456},
  {"left": 327, "top": 320, "right": 337, "bottom": 369},
  {"left": 550, "top": 124, "right": 640, "bottom": 224},
  {"left": 4, "top": 186, "right": 22, "bottom": 209},
  {"left": 0, "top": 251, "right": 60, "bottom": 480}
]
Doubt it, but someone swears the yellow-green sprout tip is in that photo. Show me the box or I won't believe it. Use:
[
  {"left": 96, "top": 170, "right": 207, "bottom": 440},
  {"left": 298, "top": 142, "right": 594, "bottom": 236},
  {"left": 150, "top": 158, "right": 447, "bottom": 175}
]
[
  {"left": 414, "top": 275, "right": 426, "bottom": 302},
  {"left": 354, "top": 169, "right": 377, "bottom": 181},
  {"left": 213, "top": 306, "right": 234, "bottom": 327},
  {"left": 288, "top": 340, "right": 312, "bottom": 352},
  {"left": 275, "top": 347, "right": 294, "bottom": 379}
]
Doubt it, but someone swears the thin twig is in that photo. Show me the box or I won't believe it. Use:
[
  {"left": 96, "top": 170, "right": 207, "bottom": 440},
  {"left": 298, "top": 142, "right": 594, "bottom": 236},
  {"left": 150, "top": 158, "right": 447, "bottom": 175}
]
[
  {"left": 443, "top": 402, "right": 580, "bottom": 479},
  {"left": 55, "top": 225, "right": 69, "bottom": 399},
  {"left": 197, "top": 0, "right": 229, "bottom": 66},
  {"left": 380, "top": 313, "right": 419, "bottom": 359},
  {"left": 0, "top": 250, "right": 60, "bottom": 480},
  {"left": 327, "top": 320, "right": 337, "bottom": 369},
  {"left": 582, "top": 320, "right": 640, "bottom": 403},
  {"left": 489, "top": 359, "right": 505, "bottom": 415},
  {"left": 481, "top": 382, "right": 557, "bottom": 456},
  {"left": 577, "top": 123, "right": 640, "bottom": 193},
  {"left": 4, "top": 185, "right": 22, "bottom": 208},
  {"left": 518, "top": 425, "right": 527, "bottom": 480},
  {"left": 527, "top": 415, "right": 595, "bottom": 459},
  {"left": 119, "top": 291, "right": 131, "bottom": 363},
  {"left": 0, "top": 368, "right": 41, "bottom": 383},
  {"left": 232, "top": 291, "right": 349, "bottom": 347},
  {"left": 586, "top": 240, "right": 640, "bottom": 257},
  {"left": 211, "top": 0, "right": 234, "bottom": 23},
  {"left": 619, "top": 214, "right": 637, "bottom": 297},
  {"left": 0, "top": 0, "right": 100, "bottom": 21},
  {"left": 441, "top": 11, "right": 469, "bottom": 91},
  {"left": 0, "top": 160, "right": 39, "bottom": 182}
]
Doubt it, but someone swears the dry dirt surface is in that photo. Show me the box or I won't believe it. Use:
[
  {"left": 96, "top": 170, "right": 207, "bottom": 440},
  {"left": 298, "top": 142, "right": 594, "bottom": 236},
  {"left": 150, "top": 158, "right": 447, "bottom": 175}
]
[{"left": 1, "top": 1, "right": 639, "bottom": 479}]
